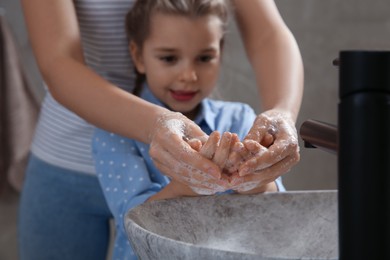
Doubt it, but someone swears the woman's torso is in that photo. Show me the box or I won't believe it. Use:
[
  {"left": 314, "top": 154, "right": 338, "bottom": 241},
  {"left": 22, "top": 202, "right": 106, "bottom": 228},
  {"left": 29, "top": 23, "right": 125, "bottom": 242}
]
[{"left": 31, "top": 0, "right": 136, "bottom": 174}]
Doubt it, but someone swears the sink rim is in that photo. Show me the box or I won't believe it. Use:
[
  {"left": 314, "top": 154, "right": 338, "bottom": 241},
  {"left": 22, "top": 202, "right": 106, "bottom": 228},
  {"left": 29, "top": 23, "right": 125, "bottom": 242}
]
[{"left": 125, "top": 190, "right": 338, "bottom": 260}]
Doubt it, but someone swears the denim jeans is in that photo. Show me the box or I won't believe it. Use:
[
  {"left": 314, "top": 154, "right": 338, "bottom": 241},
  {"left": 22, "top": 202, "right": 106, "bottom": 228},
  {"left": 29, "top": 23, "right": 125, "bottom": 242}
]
[{"left": 18, "top": 154, "right": 112, "bottom": 260}]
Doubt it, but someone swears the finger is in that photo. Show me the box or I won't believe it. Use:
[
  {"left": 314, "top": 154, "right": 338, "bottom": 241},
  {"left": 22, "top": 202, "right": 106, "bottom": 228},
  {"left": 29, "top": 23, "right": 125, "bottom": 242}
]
[
  {"left": 187, "top": 138, "right": 202, "bottom": 152},
  {"left": 189, "top": 135, "right": 208, "bottom": 145},
  {"left": 151, "top": 146, "right": 228, "bottom": 187},
  {"left": 261, "top": 132, "right": 274, "bottom": 147},
  {"left": 239, "top": 138, "right": 299, "bottom": 176},
  {"left": 237, "top": 182, "right": 278, "bottom": 194},
  {"left": 244, "top": 118, "right": 268, "bottom": 142},
  {"left": 180, "top": 170, "right": 229, "bottom": 192},
  {"left": 189, "top": 186, "right": 219, "bottom": 195},
  {"left": 236, "top": 154, "right": 298, "bottom": 190},
  {"left": 227, "top": 173, "right": 264, "bottom": 192},
  {"left": 229, "top": 171, "right": 267, "bottom": 192},
  {"left": 153, "top": 159, "right": 227, "bottom": 191},
  {"left": 243, "top": 139, "right": 262, "bottom": 155},
  {"left": 152, "top": 158, "right": 188, "bottom": 182},
  {"left": 241, "top": 140, "right": 267, "bottom": 171},
  {"left": 150, "top": 135, "right": 221, "bottom": 179},
  {"left": 168, "top": 176, "right": 220, "bottom": 195},
  {"left": 230, "top": 133, "right": 240, "bottom": 147},
  {"left": 226, "top": 140, "right": 263, "bottom": 174},
  {"left": 232, "top": 141, "right": 250, "bottom": 160},
  {"left": 224, "top": 135, "right": 241, "bottom": 173},
  {"left": 200, "top": 131, "right": 220, "bottom": 159},
  {"left": 228, "top": 134, "right": 241, "bottom": 160},
  {"left": 234, "top": 181, "right": 261, "bottom": 193},
  {"left": 225, "top": 141, "right": 247, "bottom": 173},
  {"left": 180, "top": 175, "right": 227, "bottom": 191},
  {"left": 184, "top": 119, "right": 211, "bottom": 143},
  {"left": 213, "top": 132, "right": 232, "bottom": 169}
]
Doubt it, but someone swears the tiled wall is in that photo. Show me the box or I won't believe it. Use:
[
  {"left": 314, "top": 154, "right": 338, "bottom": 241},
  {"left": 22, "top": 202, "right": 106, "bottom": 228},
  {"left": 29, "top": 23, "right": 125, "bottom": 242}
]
[{"left": 2, "top": 0, "right": 390, "bottom": 190}]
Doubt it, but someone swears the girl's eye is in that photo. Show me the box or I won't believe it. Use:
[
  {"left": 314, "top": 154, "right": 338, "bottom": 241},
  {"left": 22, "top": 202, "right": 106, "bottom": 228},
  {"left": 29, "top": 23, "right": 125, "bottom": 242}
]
[
  {"left": 159, "top": 55, "right": 177, "bottom": 63},
  {"left": 198, "top": 55, "right": 214, "bottom": 63}
]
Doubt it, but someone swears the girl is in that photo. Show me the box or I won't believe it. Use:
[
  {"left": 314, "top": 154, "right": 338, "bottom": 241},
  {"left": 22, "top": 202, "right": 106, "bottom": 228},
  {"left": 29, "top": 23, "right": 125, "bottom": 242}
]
[{"left": 92, "top": 1, "right": 285, "bottom": 259}]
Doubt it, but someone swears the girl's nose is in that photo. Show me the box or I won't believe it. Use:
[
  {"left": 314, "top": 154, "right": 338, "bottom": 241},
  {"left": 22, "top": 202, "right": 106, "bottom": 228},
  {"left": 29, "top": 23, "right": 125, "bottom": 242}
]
[{"left": 180, "top": 65, "right": 198, "bottom": 83}]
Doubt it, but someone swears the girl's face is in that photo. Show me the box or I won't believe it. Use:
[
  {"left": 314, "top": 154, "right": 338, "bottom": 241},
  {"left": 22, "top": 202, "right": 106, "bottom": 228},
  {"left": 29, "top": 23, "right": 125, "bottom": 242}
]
[{"left": 131, "top": 13, "right": 224, "bottom": 120}]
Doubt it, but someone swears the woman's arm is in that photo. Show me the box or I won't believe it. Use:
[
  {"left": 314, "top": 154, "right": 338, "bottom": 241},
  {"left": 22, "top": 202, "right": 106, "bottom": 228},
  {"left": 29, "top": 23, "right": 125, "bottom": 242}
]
[
  {"left": 232, "top": 0, "right": 303, "bottom": 120},
  {"left": 230, "top": 0, "right": 303, "bottom": 185},
  {"left": 21, "top": 0, "right": 221, "bottom": 185},
  {"left": 21, "top": 0, "right": 163, "bottom": 142}
]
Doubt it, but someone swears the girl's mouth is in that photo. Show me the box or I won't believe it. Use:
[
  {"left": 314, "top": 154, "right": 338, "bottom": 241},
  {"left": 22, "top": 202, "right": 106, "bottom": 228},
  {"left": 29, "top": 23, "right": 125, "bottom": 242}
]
[{"left": 170, "top": 90, "right": 197, "bottom": 101}]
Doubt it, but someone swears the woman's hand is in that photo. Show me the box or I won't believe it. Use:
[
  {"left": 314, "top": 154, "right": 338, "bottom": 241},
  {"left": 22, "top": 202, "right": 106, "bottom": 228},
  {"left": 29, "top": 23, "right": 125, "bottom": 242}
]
[
  {"left": 229, "top": 109, "right": 300, "bottom": 192},
  {"left": 147, "top": 180, "right": 199, "bottom": 202},
  {"left": 148, "top": 112, "right": 228, "bottom": 195}
]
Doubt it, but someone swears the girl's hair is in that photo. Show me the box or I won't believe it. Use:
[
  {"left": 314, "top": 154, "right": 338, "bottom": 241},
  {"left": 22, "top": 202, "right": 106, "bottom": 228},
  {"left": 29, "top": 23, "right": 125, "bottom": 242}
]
[{"left": 125, "top": 0, "right": 230, "bottom": 95}]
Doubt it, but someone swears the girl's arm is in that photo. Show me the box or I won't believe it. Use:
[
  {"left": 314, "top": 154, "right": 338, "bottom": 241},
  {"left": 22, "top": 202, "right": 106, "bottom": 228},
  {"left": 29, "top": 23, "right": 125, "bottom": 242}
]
[{"left": 21, "top": 0, "right": 221, "bottom": 187}]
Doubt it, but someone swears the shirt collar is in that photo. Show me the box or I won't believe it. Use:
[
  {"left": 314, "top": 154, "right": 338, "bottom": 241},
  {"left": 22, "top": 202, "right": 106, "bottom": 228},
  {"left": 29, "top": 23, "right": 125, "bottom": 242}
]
[{"left": 139, "top": 85, "right": 217, "bottom": 131}]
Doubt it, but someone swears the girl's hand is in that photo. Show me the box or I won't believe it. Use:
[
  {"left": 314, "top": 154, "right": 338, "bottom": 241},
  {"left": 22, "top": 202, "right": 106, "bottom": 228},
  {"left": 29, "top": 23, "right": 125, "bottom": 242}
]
[
  {"left": 185, "top": 131, "right": 238, "bottom": 195},
  {"left": 148, "top": 112, "right": 226, "bottom": 195},
  {"left": 230, "top": 109, "right": 300, "bottom": 192}
]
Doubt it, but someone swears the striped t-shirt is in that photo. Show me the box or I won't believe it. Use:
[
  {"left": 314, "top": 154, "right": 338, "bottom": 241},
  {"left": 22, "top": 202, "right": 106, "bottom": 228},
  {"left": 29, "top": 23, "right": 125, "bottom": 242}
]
[{"left": 31, "top": 0, "right": 136, "bottom": 174}]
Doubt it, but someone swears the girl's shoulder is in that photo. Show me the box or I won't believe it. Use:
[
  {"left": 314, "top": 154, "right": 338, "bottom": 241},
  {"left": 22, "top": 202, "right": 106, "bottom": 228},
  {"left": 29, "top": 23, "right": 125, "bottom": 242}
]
[
  {"left": 202, "top": 98, "right": 256, "bottom": 138},
  {"left": 204, "top": 98, "right": 256, "bottom": 118}
]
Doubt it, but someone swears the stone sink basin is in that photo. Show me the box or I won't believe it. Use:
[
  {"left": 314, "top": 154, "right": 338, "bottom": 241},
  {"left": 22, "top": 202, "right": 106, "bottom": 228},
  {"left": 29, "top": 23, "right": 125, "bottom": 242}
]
[{"left": 125, "top": 190, "right": 338, "bottom": 260}]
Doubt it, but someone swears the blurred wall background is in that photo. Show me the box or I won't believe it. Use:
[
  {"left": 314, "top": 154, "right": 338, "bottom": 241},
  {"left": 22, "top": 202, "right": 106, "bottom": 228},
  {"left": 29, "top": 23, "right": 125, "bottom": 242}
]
[
  {"left": 1, "top": 0, "right": 390, "bottom": 191},
  {"left": 220, "top": 0, "right": 390, "bottom": 190},
  {"left": 1, "top": 1, "right": 390, "bottom": 259}
]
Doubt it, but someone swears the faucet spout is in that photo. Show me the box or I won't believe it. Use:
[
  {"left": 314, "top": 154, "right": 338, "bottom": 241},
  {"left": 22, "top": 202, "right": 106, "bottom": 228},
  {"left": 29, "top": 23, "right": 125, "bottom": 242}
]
[{"left": 299, "top": 119, "right": 338, "bottom": 154}]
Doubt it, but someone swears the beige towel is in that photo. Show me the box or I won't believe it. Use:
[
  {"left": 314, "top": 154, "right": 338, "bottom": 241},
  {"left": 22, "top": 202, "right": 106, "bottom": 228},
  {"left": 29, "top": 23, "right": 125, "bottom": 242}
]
[{"left": 0, "top": 16, "right": 40, "bottom": 194}]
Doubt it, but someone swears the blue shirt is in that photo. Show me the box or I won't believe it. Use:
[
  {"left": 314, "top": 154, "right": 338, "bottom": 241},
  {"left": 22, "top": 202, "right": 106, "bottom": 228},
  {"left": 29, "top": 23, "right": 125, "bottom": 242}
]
[{"left": 92, "top": 87, "right": 285, "bottom": 259}]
